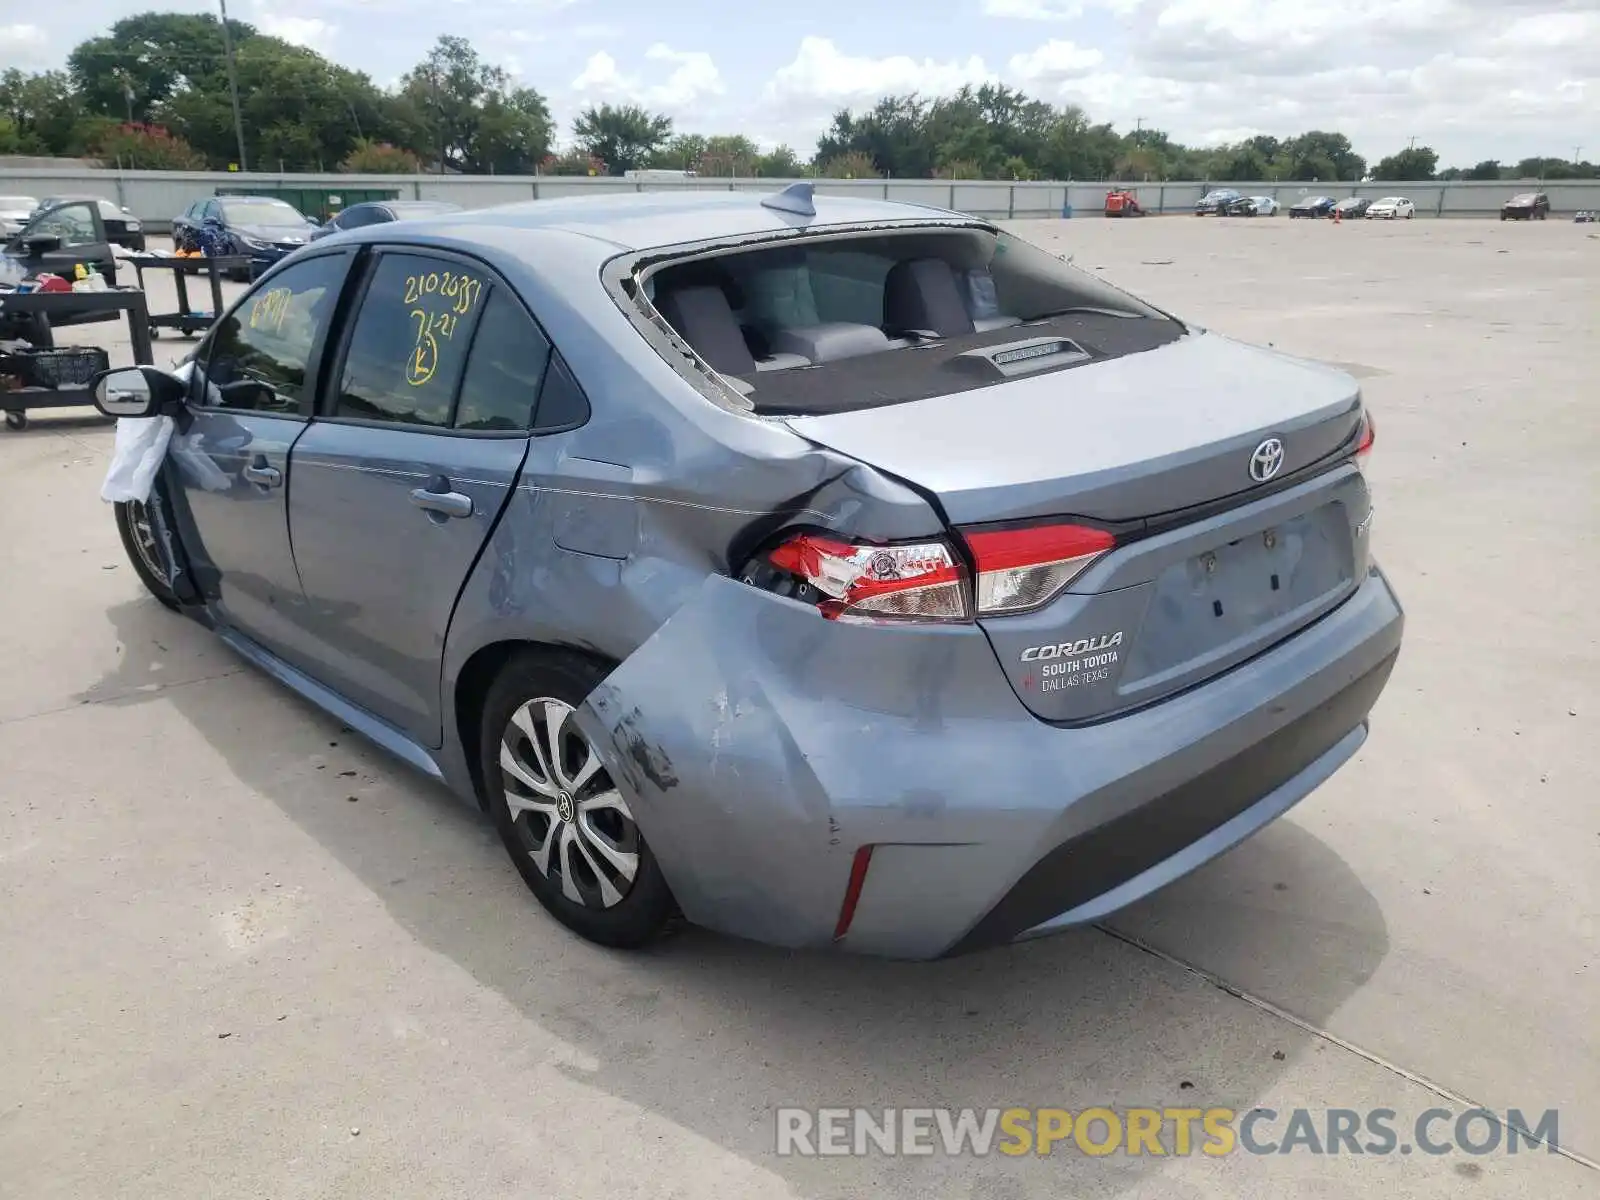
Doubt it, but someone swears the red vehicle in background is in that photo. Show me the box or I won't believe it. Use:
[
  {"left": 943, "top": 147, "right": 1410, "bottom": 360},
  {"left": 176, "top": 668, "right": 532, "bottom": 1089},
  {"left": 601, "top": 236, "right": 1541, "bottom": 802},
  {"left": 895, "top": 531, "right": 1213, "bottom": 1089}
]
[{"left": 1104, "top": 189, "right": 1146, "bottom": 217}]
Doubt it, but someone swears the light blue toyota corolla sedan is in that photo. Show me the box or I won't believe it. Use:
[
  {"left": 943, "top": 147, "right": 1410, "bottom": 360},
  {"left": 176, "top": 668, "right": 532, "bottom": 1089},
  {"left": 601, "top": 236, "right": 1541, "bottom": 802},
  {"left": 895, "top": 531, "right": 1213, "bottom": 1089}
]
[{"left": 95, "top": 185, "right": 1403, "bottom": 959}]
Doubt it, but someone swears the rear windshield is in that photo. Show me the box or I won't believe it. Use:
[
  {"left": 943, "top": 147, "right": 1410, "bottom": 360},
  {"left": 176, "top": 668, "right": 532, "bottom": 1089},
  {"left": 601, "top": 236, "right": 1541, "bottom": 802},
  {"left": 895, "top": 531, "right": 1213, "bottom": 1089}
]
[{"left": 634, "top": 226, "right": 1182, "bottom": 416}]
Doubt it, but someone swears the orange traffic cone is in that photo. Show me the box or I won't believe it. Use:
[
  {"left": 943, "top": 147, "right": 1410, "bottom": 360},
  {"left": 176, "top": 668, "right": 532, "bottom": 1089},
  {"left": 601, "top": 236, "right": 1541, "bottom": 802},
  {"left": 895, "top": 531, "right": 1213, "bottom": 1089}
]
[{"left": 1332, "top": 206, "right": 1342, "bottom": 224}]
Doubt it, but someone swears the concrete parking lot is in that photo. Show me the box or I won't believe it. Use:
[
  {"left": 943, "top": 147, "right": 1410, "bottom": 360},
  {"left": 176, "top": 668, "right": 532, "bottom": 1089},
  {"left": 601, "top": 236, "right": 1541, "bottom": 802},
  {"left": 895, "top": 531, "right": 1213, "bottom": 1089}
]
[{"left": 1, "top": 220, "right": 1596, "bottom": 1199}]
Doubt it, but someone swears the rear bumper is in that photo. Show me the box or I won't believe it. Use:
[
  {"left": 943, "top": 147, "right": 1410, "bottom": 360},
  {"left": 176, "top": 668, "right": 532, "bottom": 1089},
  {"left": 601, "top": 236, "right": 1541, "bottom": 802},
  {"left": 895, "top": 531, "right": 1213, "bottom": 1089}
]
[{"left": 577, "top": 564, "right": 1403, "bottom": 960}]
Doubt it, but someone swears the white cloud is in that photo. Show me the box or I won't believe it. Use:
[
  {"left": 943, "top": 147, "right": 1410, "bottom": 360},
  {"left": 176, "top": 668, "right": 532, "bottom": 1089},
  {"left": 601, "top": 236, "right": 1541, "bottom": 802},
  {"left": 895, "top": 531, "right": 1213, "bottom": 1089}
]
[
  {"left": 572, "top": 51, "right": 623, "bottom": 91},
  {"left": 571, "top": 44, "right": 723, "bottom": 109},
  {"left": 1008, "top": 40, "right": 1104, "bottom": 83},
  {"left": 982, "top": 0, "right": 1084, "bottom": 19},
  {"left": 255, "top": 15, "right": 337, "bottom": 49},
  {"left": 765, "top": 37, "right": 994, "bottom": 103},
  {"left": 0, "top": 23, "right": 48, "bottom": 69}
]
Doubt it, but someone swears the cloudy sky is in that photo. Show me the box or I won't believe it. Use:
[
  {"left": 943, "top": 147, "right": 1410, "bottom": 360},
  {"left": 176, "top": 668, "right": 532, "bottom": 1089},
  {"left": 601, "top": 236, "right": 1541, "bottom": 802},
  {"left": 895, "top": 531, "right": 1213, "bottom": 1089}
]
[{"left": 2, "top": 0, "right": 1595, "bottom": 166}]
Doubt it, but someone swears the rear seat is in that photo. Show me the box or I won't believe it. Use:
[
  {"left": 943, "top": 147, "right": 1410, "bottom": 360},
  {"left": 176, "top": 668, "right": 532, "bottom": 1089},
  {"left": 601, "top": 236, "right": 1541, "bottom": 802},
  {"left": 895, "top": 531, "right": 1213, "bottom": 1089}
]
[{"left": 655, "top": 256, "right": 1024, "bottom": 378}]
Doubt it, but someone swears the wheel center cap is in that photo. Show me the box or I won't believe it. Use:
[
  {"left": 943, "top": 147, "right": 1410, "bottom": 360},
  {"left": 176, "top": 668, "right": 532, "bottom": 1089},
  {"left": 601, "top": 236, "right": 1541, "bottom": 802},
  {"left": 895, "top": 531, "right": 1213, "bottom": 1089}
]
[{"left": 556, "top": 791, "right": 575, "bottom": 823}]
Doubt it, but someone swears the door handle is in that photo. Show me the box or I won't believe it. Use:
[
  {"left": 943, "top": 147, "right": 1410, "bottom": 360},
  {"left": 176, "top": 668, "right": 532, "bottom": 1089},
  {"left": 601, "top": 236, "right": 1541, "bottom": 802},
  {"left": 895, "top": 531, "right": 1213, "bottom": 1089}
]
[
  {"left": 242, "top": 458, "right": 281, "bottom": 488},
  {"left": 409, "top": 486, "right": 473, "bottom": 519}
]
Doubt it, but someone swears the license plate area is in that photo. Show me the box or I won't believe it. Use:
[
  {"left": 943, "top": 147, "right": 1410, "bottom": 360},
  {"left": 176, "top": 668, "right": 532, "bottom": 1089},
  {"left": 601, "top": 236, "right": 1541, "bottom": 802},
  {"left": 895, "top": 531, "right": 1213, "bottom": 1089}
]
[{"left": 1118, "top": 503, "right": 1355, "bottom": 697}]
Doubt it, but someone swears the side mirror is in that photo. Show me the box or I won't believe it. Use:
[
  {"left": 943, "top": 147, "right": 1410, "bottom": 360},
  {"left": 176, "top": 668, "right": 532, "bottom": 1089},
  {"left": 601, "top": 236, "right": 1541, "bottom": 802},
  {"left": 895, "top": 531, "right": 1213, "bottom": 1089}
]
[
  {"left": 92, "top": 366, "right": 187, "bottom": 419},
  {"left": 21, "top": 235, "right": 61, "bottom": 256}
]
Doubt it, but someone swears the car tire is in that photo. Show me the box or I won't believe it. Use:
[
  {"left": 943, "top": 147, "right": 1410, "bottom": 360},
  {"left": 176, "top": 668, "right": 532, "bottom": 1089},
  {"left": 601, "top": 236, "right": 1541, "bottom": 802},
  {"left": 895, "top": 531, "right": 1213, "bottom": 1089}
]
[
  {"left": 481, "top": 649, "right": 675, "bottom": 949},
  {"left": 114, "top": 500, "right": 180, "bottom": 611}
]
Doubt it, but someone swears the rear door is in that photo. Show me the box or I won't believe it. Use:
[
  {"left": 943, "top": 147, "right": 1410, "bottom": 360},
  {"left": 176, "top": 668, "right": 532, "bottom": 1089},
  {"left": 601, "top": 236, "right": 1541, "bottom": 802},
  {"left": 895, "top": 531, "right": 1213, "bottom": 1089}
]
[{"left": 285, "top": 247, "right": 552, "bottom": 745}]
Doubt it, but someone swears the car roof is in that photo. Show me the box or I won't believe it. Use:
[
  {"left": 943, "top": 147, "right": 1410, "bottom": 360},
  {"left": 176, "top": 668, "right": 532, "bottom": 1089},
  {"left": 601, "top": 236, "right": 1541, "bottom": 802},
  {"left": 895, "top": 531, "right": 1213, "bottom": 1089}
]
[{"left": 340, "top": 190, "right": 970, "bottom": 255}]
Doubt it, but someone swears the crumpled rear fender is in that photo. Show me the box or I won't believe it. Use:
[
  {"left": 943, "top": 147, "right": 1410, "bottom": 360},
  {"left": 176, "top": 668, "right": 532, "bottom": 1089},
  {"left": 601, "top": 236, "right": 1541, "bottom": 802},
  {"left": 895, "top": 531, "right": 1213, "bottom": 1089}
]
[{"left": 572, "top": 574, "right": 1050, "bottom": 953}]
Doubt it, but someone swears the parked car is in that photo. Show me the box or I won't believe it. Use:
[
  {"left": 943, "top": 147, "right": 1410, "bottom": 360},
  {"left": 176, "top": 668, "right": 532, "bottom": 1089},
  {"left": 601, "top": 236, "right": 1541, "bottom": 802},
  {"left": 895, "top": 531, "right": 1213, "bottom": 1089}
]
[
  {"left": 1365, "top": 197, "right": 1415, "bottom": 220},
  {"left": 1575, "top": 211, "right": 1596, "bottom": 223},
  {"left": 171, "top": 195, "right": 320, "bottom": 278},
  {"left": 1195, "top": 188, "right": 1241, "bottom": 216},
  {"left": 1500, "top": 192, "right": 1549, "bottom": 220},
  {"left": 309, "top": 199, "right": 465, "bottom": 241},
  {"left": 1288, "top": 196, "right": 1338, "bottom": 219},
  {"left": 1226, "top": 195, "right": 1279, "bottom": 217},
  {"left": 92, "top": 185, "right": 1401, "bottom": 958},
  {"left": 0, "top": 195, "right": 38, "bottom": 239},
  {"left": 1, "top": 198, "right": 130, "bottom": 333},
  {"left": 1334, "top": 197, "right": 1372, "bottom": 220},
  {"left": 25, "top": 195, "right": 145, "bottom": 250}
]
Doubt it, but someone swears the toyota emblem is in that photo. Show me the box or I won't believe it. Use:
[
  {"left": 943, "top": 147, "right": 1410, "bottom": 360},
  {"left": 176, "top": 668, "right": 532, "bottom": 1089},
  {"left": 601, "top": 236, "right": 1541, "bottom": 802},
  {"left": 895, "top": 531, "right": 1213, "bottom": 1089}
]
[{"left": 1249, "top": 437, "right": 1285, "bottom": 482}]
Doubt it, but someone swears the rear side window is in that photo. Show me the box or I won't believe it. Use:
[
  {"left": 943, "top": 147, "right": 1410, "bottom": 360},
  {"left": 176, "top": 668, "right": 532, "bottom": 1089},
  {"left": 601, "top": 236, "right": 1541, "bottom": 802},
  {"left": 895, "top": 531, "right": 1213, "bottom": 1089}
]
[
  {"left": 453, "top": 290, "right": 552, "bottom": 431},
  {"left": 335, "top": 253, "right": 488, "bottom": 427}
]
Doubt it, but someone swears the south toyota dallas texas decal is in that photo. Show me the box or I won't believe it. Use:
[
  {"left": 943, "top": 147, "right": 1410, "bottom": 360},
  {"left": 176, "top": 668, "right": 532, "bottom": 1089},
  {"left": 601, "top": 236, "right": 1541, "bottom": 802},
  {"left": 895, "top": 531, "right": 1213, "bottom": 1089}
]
[{"left": 1020, "top": 632, "right": 1124, "bottom": 693}]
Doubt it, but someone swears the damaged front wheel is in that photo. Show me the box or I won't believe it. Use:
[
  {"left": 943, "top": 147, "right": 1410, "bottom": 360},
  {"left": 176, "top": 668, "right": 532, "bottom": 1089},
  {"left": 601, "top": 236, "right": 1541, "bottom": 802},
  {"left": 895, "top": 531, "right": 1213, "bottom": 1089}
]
[
  {"left": 114, "top": 500, "right": 179, "bottom": 611},
  {"left": 481, "top": 651, "right": 674, "bottom": 948}
]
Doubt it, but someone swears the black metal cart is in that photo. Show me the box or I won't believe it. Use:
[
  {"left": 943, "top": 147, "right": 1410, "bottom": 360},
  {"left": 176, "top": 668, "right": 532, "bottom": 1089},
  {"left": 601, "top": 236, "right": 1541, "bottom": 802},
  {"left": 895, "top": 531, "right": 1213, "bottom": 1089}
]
[
  {"left": 0, "top": 289, "right": 154, "bottom": 431},
  {"left": 127, "top": 254, "right": 247, "bottom": 339}
]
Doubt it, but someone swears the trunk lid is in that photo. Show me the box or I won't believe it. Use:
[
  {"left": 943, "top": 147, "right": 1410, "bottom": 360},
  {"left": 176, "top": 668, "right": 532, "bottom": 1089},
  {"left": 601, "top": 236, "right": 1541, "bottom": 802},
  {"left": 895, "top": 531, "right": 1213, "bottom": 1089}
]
[
  {"left": 784, "top": 332, "right": 1363, "bottom": 527},
  {"left": 787, "top": 332, "right": 1372, "bottom": 721}
]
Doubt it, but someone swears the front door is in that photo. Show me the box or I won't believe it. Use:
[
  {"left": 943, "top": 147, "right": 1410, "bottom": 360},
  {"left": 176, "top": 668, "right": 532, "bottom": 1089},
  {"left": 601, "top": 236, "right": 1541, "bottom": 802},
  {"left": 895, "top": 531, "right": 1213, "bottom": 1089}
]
[
  {"left": 165, "top": 250, "right": 356, "bottom": 662},
  {"left": 5, "top": 201, "right": 116, "bottom": 304},
  {"left": 286, "top": 248, "right": 551, "bottom": 745}
]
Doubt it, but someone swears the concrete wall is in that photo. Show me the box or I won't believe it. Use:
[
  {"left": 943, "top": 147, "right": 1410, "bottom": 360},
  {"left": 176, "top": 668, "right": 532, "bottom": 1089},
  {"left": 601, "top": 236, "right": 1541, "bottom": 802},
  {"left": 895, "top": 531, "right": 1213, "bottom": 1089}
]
[{"left": 3, "top": 166, "right": 1597, "bottom": 227}]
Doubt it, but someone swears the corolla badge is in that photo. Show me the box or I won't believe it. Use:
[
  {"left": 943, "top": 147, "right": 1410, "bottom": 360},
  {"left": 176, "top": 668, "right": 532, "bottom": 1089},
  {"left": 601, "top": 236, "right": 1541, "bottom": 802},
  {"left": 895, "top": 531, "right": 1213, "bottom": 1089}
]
[{"left": 1249, "top": 437, "right": 1285, "bottom": 482}]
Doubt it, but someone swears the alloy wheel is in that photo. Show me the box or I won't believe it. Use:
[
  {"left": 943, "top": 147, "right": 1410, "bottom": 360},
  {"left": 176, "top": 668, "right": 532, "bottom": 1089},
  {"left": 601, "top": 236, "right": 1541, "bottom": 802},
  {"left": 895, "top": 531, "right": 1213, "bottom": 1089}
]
[
  {"left": 499, "top": 697, "right": 639, "bottom": 909},
  {"left": 128, "top": 502, "right": 169, "bottom": 587}
]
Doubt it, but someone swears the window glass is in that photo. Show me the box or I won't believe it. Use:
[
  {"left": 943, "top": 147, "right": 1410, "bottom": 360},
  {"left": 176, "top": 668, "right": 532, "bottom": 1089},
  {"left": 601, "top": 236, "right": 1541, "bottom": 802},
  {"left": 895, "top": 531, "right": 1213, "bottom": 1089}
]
[
  {"left": 200, "top": 253, "right": 347, "bottom": 415},
  {"left": 533, "top": 352, "right": 591, "bottom": 432},
  {"left": 336, "top": 206, "right": 382, "bottom": 229},
  {"left": 453, "top": 291, "right": 552, "bottom": 432},
  {"left": 30, "top": 203, "right": 97, "bottom": 246},
  {"left": 335, "top": 253, "right": 487, "bottom": 427}
]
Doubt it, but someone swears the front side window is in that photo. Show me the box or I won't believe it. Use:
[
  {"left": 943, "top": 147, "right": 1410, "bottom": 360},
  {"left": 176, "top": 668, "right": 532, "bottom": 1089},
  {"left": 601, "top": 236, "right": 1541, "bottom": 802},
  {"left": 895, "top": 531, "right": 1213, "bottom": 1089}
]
[
  {"left": 335, "top": 253, "right": 489, "bottom": 427},
  {"left": 29, "top": 202, "right": 97, "bottom": 246},
  {"left": 200, "top": 253, "right": 348, "bottom": 415}
]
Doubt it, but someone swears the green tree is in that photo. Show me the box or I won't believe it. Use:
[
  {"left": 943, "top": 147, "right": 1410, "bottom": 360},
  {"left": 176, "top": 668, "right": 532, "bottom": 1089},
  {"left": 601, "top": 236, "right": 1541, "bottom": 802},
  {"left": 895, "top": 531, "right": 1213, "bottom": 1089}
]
[
  {"left": 1464, "top": 159, "right": 1503, "bottom": 181},
  {"left": 817, "top": 149, "right": 880, "bottom": 178},
  {"left": 90, "top": 121, "right": 207, "bottom": 169},
  {"left": 753, "top": 145, "right": 802, "bottom": 176},
  {"left": 1282, "top": 131, "right": 1365, "bottom": 182},
  {"left": 67, "top": 12, "right": 251, "bottom": 126},
  {"left": 0, "top": 115, "right": 21, "bottom": 154},
  {"left": 0, "top": 69, "right": 88, "bottom": 156},
  {"left": 541, "top": 148, "right": 603, "bottom": 175},
  {"left": 1208, "top": 143, "right": 1269, "bottom": 181},
  {"left": 399, "top": 35, "right": 552, "bottom": 173},
  {"left": 649, "top": 133, "right": 707, "bottom": 170},
  {"left": 571, "top": 103, "right": 672, "bottom": 175},
  {"left": 1372, "top": 146, "right": 1438, "bottom": 180},
  {"left": 340, "top": 139, "right": 420, "bottom": 173}
]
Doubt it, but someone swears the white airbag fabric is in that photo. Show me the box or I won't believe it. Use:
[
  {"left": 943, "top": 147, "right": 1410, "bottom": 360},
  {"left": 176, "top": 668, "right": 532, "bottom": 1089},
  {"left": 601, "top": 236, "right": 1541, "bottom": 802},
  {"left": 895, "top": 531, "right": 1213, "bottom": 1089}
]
[{"left": 101, "top": 416, "right": 175, "bottom": 503}]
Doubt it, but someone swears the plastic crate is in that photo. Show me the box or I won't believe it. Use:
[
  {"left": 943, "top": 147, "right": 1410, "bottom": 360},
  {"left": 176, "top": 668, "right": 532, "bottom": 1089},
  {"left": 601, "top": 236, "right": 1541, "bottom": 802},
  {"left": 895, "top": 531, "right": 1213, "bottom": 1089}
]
[{"left": 3, "top": 347, "right": 110, "bottom": 390}]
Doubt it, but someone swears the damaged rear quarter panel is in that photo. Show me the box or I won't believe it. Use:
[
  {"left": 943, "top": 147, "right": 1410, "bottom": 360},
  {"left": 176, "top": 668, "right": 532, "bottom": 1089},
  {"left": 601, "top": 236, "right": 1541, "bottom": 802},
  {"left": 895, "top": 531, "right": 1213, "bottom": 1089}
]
[{"left": 570, "top": 575, "right": 1053, "bottom": 951}]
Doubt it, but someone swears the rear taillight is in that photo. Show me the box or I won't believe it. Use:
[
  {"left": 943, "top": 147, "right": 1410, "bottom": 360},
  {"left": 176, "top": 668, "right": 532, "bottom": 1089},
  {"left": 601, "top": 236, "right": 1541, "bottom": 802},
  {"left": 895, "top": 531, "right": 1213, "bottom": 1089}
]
[
  {"left": 766, "top": 534, "right": 970, "bottom": 622},
  {"left": 1355, "top": 410, "right": 1376, "bottom": 458},
  {"left": 964, "top": 523, "right": 1116, "bottom": 614}
]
